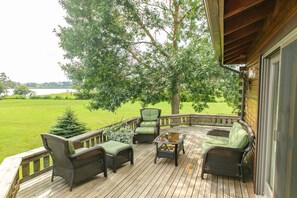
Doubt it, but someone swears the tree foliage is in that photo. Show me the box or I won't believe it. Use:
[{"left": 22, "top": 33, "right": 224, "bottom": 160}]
[
  {"left": 48, "top": 108, "right": 88, "bottom": 138},
  {"left": 0, "top": 72, "right": 15, "bottom": 95},
  {"left": 13, "top": 85, "right": 32, "bottom": 96},
  {"left": 220, "top": 70, "right": 241, "bottom": 113},
  {"left": 56, "top": 0, "right": 236, "bottom": 113}
]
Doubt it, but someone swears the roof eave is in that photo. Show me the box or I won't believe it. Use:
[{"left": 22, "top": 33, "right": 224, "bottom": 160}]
[{"left": 203, "top": 0, "right": 224, "bottom": 64}]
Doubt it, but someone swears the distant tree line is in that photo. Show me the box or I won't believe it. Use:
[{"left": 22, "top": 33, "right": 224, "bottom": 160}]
[
  {"left": 0, "top": 72, "right": 72, "bottom": 97},
  {"left": 24, "top": 81, "right": 72, "bottom": 89}
]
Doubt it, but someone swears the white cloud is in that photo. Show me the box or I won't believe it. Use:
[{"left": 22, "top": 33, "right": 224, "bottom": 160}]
[{"left": 0, "top": 0, "right": 68, "bottom": 83}]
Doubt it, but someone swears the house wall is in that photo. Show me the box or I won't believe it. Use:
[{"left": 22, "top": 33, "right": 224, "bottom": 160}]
[{"left": 243, "top": 0, "right": 297, "bottom": 187}]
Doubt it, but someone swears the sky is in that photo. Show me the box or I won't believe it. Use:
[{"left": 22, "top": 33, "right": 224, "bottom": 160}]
[{"left": 0, "top": 0, "right": 69, "bottom": 83}]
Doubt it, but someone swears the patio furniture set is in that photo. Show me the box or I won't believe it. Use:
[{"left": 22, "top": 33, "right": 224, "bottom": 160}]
[{"left": 41, "top": 108, "right": 254, "bottom": 191}]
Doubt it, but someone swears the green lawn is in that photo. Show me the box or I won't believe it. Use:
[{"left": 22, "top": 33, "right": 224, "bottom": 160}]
[{"left": 0, "top": 99, "right": 234, "bottom": 163}]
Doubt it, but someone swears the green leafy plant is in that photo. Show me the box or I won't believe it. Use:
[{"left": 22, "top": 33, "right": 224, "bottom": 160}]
[
  {"left": 48, "top": 108, "right": 88, "bottom": 138},
  {"left": 103, "top": 123, "right": 134, "bottom": 145},
  {"left": 13, "top": 85, "right": 31, "bottom": 96}
]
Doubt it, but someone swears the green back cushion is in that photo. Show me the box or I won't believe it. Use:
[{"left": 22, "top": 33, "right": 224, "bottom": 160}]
[
  {"left": 142, "top": 109, "right": 160, "bottom": 121},
  {"left": 68, "top": 140, "right": 75, "bottom": 154},
  {"left": 229, "top": 129, "right": 249, "bottom": 149},
  {"left": 229, "top": 122, "right": 242, "bottom": 140}
]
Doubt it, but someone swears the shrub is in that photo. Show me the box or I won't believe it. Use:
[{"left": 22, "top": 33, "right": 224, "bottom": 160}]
[
  {"left": 5, "top": 94, "right": 26, "bottom": 99},
  {"left": 103, "top": 123, "right": 134, "bottom": 144},
  {"left": 30, "top": 95, "right": 51, "bottom": 99},
  {"left": 48, "top": 108, "right": 88, "bottom": 138},
  {"left": 13, "top": 85, "right": 31, "bottom": 96}
]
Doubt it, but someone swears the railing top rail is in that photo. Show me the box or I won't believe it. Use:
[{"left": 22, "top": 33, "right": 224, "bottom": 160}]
[{"left": 0, "top": 157, "right": 22, "bottom": 198}]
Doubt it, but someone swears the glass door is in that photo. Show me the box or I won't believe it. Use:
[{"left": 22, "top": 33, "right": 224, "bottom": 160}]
[{"left": 264, "top": 53, "right": 280, "bottom": 197}]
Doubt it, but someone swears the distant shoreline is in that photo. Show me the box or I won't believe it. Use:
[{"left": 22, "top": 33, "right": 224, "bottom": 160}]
[{"left": 7, "top": 88, "right": 76, "bottom": 96}]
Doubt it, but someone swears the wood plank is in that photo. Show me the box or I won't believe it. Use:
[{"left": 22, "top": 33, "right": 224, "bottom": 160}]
[
  {"left": 163, "top": 138, "right": 196, "bottom": 197},
  {"left": 224, "top": 0, "right": 266, "bottom": 19},
  {"left": 224, "top": 2, "right": 274, "bottom": 35},
  {"left": 210, "top": 175, "right": 218, "bottom": 197},
  {"left": 0, "top": 157, "right": 21, "bottom": 198},
  {"left": 180, "top": 139, "right": 201, "bottom": 197},
  {"left": 223, "top": 176, "right": 230, "bottom": 197}
]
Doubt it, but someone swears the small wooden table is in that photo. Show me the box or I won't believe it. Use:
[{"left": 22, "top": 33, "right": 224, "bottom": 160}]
[{"left": 153, "top": 132, "right": 186, "bottom": 166}]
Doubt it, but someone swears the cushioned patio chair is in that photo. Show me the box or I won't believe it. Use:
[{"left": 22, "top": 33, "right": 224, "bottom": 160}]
[
  {"left": 41, "top": 134, "right": 107, "bottom": 191},
  {"left": 133, "top": 108, "right": 161, "bottom": 143},
  {"left": 200, "top": 120, "right": 254, "bottom": 181}
]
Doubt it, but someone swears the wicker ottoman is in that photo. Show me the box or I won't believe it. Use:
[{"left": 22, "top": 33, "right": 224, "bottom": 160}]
[{"left": 99, "top": 141, "right": 134, "bottom": 173}]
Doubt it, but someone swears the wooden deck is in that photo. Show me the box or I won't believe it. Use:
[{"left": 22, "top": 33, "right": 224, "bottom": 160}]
[{"left": 17, "top": 126, "right": 254, "bottom": 198}]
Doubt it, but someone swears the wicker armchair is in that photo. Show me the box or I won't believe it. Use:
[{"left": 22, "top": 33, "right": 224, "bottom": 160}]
[
  {"left": 41, "top": 134, "right": 107, "bottom": 191},
  {"left": 133, "top": 108, "right": 161, "bottom": 143},
  {"left": 200, "top": 120, "right": 255, "bottom": 181}
]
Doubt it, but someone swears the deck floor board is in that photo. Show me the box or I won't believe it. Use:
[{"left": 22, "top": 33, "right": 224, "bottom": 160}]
[{"left": 17, "top": 126, "right": 254, "bottom": 198}]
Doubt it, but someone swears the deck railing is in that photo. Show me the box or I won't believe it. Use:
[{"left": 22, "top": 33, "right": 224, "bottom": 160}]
[{"left": 0, "top": 114, "right": 239, "bottom": 198}]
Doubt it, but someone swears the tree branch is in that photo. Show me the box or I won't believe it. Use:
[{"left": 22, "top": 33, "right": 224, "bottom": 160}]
[
  {"left": 179, "top": 8, "right": 193, "bottom": 24},
  {"left": 122, "top": 1, "right": 170, "bottom": 57},
  {"left": 126, "top": 47, "right": 142, "bottom": 64},
  {"left": 128, "top": 41, "right": 153, "bottom": 45},
  {"left": 136, "top": 18, "right": 169, "bottom": 57},
  {"left": 172, "top": 1, "right": 179, "bottom": 52}
]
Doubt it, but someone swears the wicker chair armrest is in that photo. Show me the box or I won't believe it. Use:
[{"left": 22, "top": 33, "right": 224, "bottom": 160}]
[
  {"left": 136, "top": 117, "right": 143, "bottom": 127},
  {"left": 69, "top": 145, "right": 106, "bottom": 160},
  {"left": 72, "top": 140, "right": 84, "bottom": 149},
  {"left": 156, "top": 118, "right": 160, "bottom": 127},
  {"left": 204, "top": 146, "right": 245, "bottom": 162},
  {"left": 206, "top": 129, "right": 230, "bottom": 137}
]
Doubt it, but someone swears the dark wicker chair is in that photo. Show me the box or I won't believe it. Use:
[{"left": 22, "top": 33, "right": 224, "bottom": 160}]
[
  {"left": 200, "top": 120, "right": 255, "bottom": 181},
  {"left": 41, "top": 134, "right": 107, "bottom": 191},
  {"left": 133, "top": 108, "right": 161, "bottom": 143}
]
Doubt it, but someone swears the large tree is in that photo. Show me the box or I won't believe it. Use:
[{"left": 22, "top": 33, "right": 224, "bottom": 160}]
[
  {"left": 57, "top": 0, "right": 228, "bottom": 114},
  {"left": 0, "top": 72, "right": 15, "bottom": 96}
]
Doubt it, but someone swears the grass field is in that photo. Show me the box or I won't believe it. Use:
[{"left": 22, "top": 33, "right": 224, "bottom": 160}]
[{"left": 0, "top": 99, "right": 234, "bottom": 163}]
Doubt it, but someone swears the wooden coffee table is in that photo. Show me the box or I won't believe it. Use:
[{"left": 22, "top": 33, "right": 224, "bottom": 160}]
[{"left": 153, "top": 132, "right": 186, "bottom": 166}]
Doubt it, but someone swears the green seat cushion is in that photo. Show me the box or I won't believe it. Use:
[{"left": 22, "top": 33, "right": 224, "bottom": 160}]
[
  {"left": 201, "top": 141, "right": 229, "bottom": 154},
  {"left": 140, "top": 121, "right": 157, "bottom": 127},
  {"left": 229, "top": 129, "right": 249, "bottom": 149},
  {"left": 142, "top": 109, "right": 160, "bottom": 121},
  {"left": 202, "top": 135, "right": 229, "bottom": 145},
  {"left": 99, "top": 140, "right": 131, "bottom": 155},
  {"left": 135, "top": 127, "right": 155, "bottom": 134}
]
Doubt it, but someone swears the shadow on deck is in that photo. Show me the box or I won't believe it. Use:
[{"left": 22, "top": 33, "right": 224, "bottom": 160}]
[{"left": 17, "top": 126, "right": 254, "bottom": 198}]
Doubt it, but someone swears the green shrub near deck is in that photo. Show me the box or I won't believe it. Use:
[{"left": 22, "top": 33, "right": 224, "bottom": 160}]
[{"left": 48, "top": 108, "right": 88, "bottom": 138}]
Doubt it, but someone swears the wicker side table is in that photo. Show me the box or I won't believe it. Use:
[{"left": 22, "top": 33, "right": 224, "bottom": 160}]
[{"left": 153, "top": 132, "right": 186, "bottom": 166}]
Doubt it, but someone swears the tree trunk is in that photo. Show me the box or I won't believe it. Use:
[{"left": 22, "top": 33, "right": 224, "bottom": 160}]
[
  {"left": 171, "top": 1, "right": 180, "bottom": 115},
  {"left": 171, "top": 91, "right": 180, "bottom": 114}
]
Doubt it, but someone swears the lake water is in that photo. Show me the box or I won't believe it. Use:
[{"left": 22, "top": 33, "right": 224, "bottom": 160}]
[{"left": 7, "top": 88, "right": 76, "bottom": 96}]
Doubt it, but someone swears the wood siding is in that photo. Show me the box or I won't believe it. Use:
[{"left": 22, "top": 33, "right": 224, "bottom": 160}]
[{"left": 244, "top": 0, "right": 297, "bottom": 182}]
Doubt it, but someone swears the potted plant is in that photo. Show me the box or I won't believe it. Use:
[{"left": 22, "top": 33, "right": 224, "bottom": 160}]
[{"left": 103, "top": 123, "right": 134, "bottom": 145}]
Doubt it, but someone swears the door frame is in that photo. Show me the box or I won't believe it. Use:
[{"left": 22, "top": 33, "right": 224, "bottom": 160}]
[{"left": 256, "top": 27, "right": 297, "bottom": 196}]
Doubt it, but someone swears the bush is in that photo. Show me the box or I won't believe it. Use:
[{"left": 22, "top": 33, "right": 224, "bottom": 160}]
[
  {"left": 5, "top": 94, "right": 26, "bottom": 99},
  {"left": 30, "top": 95, "right": 51, "bottom": 99},
  {"left": 103, "top": 123, "right": 134, "bottom": 144},
  {"left": 48, "top": 108, "right": 88, "bottom": 138},
  {"left": 13, "top": 85, "right": 31, "bottom": 96}
]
